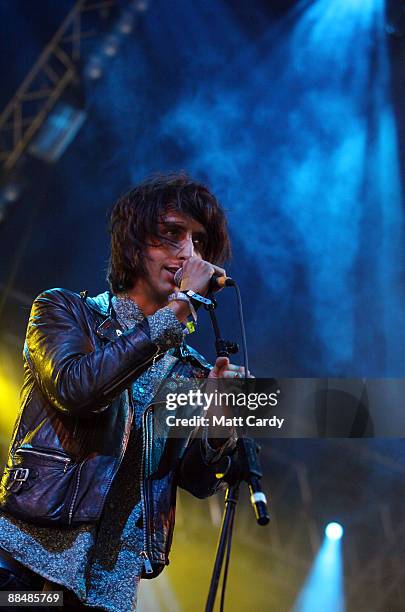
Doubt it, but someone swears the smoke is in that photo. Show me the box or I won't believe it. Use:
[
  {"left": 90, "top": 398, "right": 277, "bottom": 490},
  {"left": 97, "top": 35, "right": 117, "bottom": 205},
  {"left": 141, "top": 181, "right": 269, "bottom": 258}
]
[
  {"left": 14, "top": 0, "right": 403, "bottom": 375},
  {"left": 153, "top": 0, "right": 405, "bottom": 374}
]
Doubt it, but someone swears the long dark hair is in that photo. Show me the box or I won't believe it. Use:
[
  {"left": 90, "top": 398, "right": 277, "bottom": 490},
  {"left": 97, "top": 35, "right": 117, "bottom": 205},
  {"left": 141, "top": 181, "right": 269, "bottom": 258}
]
[{"left": 107, "top": 172, "right": 231, "bottom": 293}]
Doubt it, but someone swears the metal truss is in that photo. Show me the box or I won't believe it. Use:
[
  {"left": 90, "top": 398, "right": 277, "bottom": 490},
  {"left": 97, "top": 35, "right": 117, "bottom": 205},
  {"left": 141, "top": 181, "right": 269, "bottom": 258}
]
[{"left": 0, "top": 0, "right": 117, "bottom": 172}]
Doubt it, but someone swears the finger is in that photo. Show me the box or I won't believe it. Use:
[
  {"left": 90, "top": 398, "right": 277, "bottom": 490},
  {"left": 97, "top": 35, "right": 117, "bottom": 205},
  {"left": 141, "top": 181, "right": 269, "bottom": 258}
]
[
  {"left": 211, "top": 357, "right": 229, "bottom": 376},
  {"left": 222, "top": 371, "right": 241, "bottom": 378},
  {"left": 223, "top": 368, "right": 254, "bottom": 379},
  {"left": 227, "top": 364, "right": 250, "bottom": 375},
  {"left": 222, "top": 370, "right": 245, "bottom": 379},
  {"left": 210, "top": 263, "right": 226, "bottom": 277},
  {"left": 214, "top": 357, "right": 230, "bottom": 373}
]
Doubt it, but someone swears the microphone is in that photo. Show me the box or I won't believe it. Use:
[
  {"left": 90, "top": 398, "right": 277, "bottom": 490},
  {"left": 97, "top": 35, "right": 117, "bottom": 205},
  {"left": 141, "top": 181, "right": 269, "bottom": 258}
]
[
  {"left": 238, "top": 438, "right": 270, "bottom": 526},
  {"left": 221, "top": 438, "right": 270, "bottom": 526},
  {"left": 174, "top": 266, "right": 235, "bottom": 289}
]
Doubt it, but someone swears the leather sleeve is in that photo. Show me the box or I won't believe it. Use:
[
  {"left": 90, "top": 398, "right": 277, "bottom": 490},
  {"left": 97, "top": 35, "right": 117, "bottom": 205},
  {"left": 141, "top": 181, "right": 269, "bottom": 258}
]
[{"left": 24, "top": 289, "right": 159, "bottom": 417}]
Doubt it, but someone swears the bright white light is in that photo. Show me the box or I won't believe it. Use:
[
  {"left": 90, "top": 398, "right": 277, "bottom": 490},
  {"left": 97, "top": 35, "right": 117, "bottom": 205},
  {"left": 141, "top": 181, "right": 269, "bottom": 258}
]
[
  {"left": 118, "top": 13, "right": 135, "bottom": 34},
  {"left": 3, "top": 184, "right": 20, "bottom": 203},
  {"left": 134, "top": 0, "right": 149, "bottom": 13},
  {"left": 103, "top": 35, "right": 119, "bottom": 57},
  {"left": 86, "top": 57, "right": 103, "bottom": 80},
  {"left": 325, "top": 522, "right": 344, "bottom": 541}
]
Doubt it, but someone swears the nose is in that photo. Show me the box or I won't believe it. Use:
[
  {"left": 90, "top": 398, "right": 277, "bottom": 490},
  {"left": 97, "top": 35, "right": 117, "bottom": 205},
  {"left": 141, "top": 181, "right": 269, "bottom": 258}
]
[{"left": 177, "top": 234, "right": 195, "bottom": 259}]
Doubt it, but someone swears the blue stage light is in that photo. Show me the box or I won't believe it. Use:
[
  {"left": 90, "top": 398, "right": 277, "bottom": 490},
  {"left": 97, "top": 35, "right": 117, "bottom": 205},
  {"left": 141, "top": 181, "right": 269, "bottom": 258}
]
[
  {"left": 325, "top": 522, "right": 344, "bottom": 541},
  {"left": 293, "top": 522, "right": 345, "bottom": 610}
]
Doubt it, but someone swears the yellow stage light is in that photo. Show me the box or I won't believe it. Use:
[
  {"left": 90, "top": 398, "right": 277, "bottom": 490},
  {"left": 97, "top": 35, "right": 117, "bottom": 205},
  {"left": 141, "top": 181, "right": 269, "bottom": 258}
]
[{"left": 0, "top": 347, "right": 21, "bottom": 451}]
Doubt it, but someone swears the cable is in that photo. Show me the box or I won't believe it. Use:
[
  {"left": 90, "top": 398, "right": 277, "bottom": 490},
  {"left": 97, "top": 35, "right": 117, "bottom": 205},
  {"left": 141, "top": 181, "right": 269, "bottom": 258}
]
[
  {"left": 219, "top": 502, "right": 236, "bottom": 612},
  {"left": 232, "top": 281, "right": 249, "bottom": 378}
]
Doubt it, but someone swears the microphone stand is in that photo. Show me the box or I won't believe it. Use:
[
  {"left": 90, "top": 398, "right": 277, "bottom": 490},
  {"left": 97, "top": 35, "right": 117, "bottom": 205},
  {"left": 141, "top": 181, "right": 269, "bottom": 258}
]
[{"left": 204, "top": 294, "right": 269, "bottom": 612}]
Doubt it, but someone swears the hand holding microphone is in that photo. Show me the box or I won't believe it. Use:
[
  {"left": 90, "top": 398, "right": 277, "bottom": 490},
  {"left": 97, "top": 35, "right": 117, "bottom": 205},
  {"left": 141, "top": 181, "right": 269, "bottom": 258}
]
[
  {"left": 167, "top": 257, "right": 234, "bottom": 325},
  {"left": 174, "top": 258, "right": 234, "bottom": 293}
]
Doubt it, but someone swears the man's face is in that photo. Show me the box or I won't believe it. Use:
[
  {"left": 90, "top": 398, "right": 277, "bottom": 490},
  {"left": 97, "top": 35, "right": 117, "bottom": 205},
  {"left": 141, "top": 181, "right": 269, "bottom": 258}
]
[{"left": 133, "top": 210, "right": 207, "bottom": 307}]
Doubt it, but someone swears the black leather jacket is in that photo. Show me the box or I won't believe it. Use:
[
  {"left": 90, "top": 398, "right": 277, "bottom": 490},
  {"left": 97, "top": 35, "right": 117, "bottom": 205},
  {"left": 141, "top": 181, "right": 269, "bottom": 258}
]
[{"left": 0, "top": 289, "right": 228, "bottom": 569}]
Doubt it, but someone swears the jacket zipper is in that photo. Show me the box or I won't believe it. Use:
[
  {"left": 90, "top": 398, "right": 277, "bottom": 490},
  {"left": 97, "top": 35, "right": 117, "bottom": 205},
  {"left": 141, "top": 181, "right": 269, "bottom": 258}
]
[
  {"left": 68, "top": 462, "right": 84, "bottom": 524},
  {"left": 140, "top": 405, "right": 154, "bottom": 574},
  {"left": 139, "top": 349, "right": 175, "bottom": 572},
  {"left": 89, "top": 349, "right": 161, "bottom": 523},
  {"left": 15, "top": 448, "right": 71, "bottom": 473}
]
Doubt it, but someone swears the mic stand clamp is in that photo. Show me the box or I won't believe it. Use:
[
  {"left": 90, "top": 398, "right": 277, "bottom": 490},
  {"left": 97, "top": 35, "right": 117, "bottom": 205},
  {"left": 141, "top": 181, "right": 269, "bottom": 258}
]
[{"left": 204, "top": 296, "right": 239, "bottom": 357}]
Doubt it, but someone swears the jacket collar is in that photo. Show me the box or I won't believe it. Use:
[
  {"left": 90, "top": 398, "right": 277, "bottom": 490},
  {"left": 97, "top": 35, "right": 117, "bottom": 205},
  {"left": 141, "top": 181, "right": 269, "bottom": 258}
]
[{"left": 84, "top": 291, "right": 112, "bottom": 317}]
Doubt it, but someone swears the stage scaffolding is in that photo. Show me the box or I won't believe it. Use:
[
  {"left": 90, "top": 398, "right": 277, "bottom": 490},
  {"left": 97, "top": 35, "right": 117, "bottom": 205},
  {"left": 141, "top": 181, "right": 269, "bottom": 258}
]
[{"left": 0, "top": 0, "right": 117, "bottom": 173}]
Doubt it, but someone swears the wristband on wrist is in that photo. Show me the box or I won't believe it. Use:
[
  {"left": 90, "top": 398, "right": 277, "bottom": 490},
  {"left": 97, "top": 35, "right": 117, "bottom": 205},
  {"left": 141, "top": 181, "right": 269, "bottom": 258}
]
[
  {"left": 185, "top": 320, "right": 196, "bottom": 334},
  {"left": 167, "top": 291, "right": 198, "bottom": 322},
  {"left": 183, "top": 290, "right": 212, "bottom": 307}
]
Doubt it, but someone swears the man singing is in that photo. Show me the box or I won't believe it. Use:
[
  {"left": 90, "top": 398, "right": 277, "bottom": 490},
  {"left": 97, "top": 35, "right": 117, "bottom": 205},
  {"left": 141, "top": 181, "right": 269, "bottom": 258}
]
[{"left": 0, "top": 173, "right": 245, "bottom": 610}]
